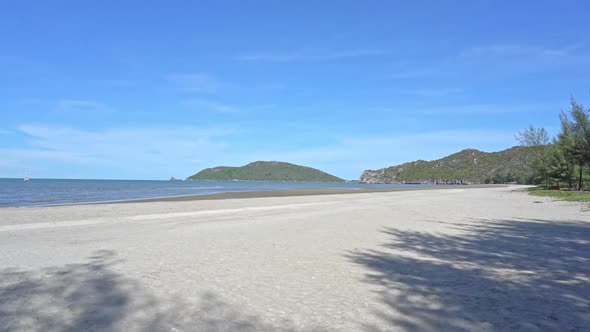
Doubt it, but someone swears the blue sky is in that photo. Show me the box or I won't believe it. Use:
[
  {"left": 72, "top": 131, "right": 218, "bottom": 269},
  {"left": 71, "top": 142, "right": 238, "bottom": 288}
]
[{"left": 1, "top": 1, "right": 589, "bottom": 180}]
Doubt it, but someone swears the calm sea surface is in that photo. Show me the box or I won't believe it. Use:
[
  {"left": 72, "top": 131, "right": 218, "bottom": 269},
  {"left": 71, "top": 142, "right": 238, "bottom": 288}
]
[{"left": 0, "top": 178, "right": 428, "bottom": 208}]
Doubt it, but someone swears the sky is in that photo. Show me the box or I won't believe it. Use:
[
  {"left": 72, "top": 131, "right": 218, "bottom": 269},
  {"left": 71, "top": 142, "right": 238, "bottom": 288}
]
[{"left": 1, "top": 1, "right": 590, "bottom": 180}]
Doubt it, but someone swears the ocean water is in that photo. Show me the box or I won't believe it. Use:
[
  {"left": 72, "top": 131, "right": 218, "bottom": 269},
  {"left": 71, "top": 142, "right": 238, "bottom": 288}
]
[{"left": 0, "top": 178, "right": 427, "bottom": 208}]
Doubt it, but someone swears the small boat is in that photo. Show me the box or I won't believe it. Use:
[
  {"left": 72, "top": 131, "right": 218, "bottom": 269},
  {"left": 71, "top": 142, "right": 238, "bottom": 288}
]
[{"left": 24, "top": 171, "right": 30, "bottom": 182}]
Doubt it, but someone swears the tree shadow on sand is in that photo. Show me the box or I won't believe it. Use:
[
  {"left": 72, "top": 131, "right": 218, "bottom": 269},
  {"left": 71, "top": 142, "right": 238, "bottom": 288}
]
[
  {"left": 0, "top": 250, "right": 302, "bottom": 332},
  {"left": 347, "top": 218, "right": 590, "bottom": 331}
]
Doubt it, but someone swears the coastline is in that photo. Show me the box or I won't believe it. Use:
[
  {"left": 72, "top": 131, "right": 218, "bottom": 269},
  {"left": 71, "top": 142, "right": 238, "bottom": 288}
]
[
  {"left": 108, "top": 184, "right": 510, "bottom": 204},
  {"left": 0, "top": 184, "right": 512, "bottom": 209},
  {"left": 1, "top": 175, "right": 518, "bottom": 209}
]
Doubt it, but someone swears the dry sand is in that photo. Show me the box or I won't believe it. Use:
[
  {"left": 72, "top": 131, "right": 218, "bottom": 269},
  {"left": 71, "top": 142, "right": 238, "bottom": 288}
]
[{"left": 0, "top": 186, "right": 588, "bottom": 331}]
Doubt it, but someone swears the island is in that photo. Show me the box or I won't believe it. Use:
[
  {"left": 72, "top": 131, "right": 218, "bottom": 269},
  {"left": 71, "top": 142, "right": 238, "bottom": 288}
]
[{"left": 187, "top": 161, "right": 345, "bottom": 182}]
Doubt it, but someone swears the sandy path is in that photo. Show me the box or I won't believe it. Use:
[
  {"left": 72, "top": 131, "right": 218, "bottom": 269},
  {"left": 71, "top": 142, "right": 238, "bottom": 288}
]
[{"left": 0, "top": 187, "right": 588, "bottom": 331}]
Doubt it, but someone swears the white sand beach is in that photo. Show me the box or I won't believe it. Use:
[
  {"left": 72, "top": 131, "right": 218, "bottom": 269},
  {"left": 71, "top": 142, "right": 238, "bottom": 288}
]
[{"left": 0, "top": 186, "right": 588, "bottom": 331}]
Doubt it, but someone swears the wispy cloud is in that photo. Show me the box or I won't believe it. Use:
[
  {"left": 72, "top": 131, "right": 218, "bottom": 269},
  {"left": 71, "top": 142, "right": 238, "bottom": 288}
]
[
  {"left": 367, "top": 102, "right": 556, "bottom": 117},
  {"left": 19, "top": 99, "right": 113, "bottom": 115},
  {"left": 414, "top": 102, "right": 558, "bottom": 115},
  {"left": 459, "top": 43, "right": 590, "bottom": 65},
  {"left": 232, "top": 129, "right": 518, "bottom": 179},
  {"left": 2, "top": 122, "right": 521, "bottom": 180},
  {"left": 166, "top": 73, "right": 224, "bottom": 93},
  {"left": 395, "top": 87, "right": 463, "bottom": 98},
  {"left": 385, "top": 43, "right": 589, "bottom": 81},
  {"left": 0, "top": 129, "right": 12, "bottom": 135},
  {"left": 96, "top": 79, "right": 136, "bottom": 87},
  {"left": 55, "top": 99, "right": 113, "bottom": 114},
  {"left": 235, "top": 49, "right": 385, "bottom": 62},
  {"left": 3, "top": 124, "right": 235, "bottom": 179},
  {"left": 388, "top": 68, "right": 437, "bottom": 80},
  {"left": 181, "top": 99, "right": 237, "bottom": 114}
]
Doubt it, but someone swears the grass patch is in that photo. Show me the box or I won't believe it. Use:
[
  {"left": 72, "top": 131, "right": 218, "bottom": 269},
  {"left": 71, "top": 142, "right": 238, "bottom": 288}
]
[{"left": 527, "top": 186, "right": 590, "bottom": 202}]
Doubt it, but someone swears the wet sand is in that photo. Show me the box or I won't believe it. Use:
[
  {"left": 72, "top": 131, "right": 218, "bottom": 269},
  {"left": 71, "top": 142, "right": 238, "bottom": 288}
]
[
  {"left": 0, "top": 186, "right": 588, "bottom": 331},
  {"left": 125, "top": 184, "right": 507, "bottom": 203}
]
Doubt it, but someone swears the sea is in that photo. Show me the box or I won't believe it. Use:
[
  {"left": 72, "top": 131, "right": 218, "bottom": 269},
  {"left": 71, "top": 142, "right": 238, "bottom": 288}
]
[{"left": 0, "top": 178, "right": 428, "bottom": 208}]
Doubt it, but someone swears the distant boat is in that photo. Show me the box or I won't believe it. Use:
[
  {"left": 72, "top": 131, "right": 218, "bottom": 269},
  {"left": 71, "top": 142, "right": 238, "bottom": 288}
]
[
  {"left": 169, "top": 177, "right": 182, "bottom": 181},
  {"left": 24, "top": 171, "right": 30, "bottom": 182}
]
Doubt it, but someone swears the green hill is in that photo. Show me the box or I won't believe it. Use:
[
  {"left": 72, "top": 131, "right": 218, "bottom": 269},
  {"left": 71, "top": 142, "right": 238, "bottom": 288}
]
[
  {"left": 360, "top": 146, "right": 535, "bottom": 184},
  {"left": 187, "top": 161, "right": 344, "bottom": 182}
]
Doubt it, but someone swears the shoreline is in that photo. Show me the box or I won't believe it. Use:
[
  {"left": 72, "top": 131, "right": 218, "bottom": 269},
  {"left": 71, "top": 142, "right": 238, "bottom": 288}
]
[
  {"left": 1, "top": 184, "right": 512, "bottom": 209},
  {"left": 119, "top": 184, "right": 510, "bottom": 204}
]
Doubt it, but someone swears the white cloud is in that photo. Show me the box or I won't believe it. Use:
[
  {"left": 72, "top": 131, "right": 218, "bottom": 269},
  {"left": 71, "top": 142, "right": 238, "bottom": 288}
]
[
  {"left": 2, "top": 124, "right": 234, "bottom": 179},
  {"left": 231, "top": 129, "right": 518, "bottom": 179},
  {"left": 388, "top": 68, "right": 436, "bottom": 79},
  {"left": 414, "top": 102, "right": 557, "bottom": 115},
  {"left": 368, "top": 102, "right": 558, "bottom": 117},
  {"left": 459, "top": 43, "right": 590, "bottom": 66},
  {"left": 385, "top": 43, "right": 589, "bottom": 81},
  {"left": 96, "top": 79, "right": 136, "bottom": 87},
  {"left": 2, "top": 123, "right": 521, "bottom": 180},
  {"left": 55, "top": 99, "right": 113, "bottom": 114},
  {"left": 166, "top": 73, "right": 224, "bottom": 92},
  {"left": 235, "top": 49, "right": 385, "bottom": 62},
  {"left": 395, "top": 87, "right": 463, "bottom": 98},
  {"left": 181, "top": 99, "right": 236, "bottom": 114},
  {"left": 18, "top": 99, "right": 113, "bottom": 115}
]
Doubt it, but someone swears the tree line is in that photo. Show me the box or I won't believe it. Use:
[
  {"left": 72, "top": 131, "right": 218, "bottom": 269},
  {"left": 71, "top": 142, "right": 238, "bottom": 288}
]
[{"left": 517, "top": 98, "right": 590, "bottom": 190}]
